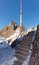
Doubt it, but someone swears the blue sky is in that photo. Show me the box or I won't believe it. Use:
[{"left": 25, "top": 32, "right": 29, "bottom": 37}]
[{"left": 0, "top": 0, "right": 39, "bottom": 29}]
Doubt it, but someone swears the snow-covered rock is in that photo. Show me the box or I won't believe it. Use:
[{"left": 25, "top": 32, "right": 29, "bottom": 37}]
[
  {"left": 0, "top": 42, "right": 17, "bottom": 65},
  {"left": 27, "top": 27, "right": 37, "bottom": 33},
  {"left": 0, "top": 37, "right": 8, "bottom": 43}
]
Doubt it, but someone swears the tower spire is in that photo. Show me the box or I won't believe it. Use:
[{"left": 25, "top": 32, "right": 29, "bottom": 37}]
[{"left": 20, "top": 0, "right": 22, "bottom": 26}]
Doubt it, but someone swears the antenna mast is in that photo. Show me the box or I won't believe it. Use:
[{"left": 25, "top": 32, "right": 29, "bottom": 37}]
[{"left": 20, "top": 0, "right": 22, "bottom": 26}]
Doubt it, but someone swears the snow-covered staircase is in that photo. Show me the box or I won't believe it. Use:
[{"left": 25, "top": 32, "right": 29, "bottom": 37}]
[
  {"left": 29, "top": 26, "right": 39, "bottom": 65},
  {"left": 13, "top": 31, "right": 36, "bottom": 65},
  {"left": 22, "top": 30, "right": 36, "bottom": 65}
]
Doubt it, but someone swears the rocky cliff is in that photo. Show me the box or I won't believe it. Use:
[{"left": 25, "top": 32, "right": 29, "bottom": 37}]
[{"left": 0, "top": 21, "right": 19, "bottom": 38}]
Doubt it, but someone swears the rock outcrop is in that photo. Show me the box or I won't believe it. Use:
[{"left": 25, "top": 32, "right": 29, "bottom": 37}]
[{"left": 0, "top": 21, "right": 19, "bottom": 38}]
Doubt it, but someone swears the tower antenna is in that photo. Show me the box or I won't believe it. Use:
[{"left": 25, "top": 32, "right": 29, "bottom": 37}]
[{"left": 20, "top": 0, "right": 22, "bottom": 26}]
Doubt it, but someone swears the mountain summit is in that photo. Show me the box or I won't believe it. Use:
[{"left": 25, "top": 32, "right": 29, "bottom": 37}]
[{"left": 0, "top": 21, "right": 19, "bottom": 38}]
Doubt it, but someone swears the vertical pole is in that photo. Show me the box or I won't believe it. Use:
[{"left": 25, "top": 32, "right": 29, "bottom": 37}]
[{"left": 20, "top": 0, "right": 22, "bottom": 26}]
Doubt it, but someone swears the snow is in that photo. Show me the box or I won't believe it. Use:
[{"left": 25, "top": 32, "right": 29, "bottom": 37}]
[
  {"left": 27, "top": 27, "right": 37, "bottom": 33},
  {"left": 32, "top": 31, "right": 36, "bottom": 42},
  {"left": 0, "top": 29, "right": 37, "bottom": 65},
  {"left": 0, "top": 42, "right": 17, "bottom": 65},
  {"left": 0, "top": 43, "right": 9, "bottom": 49},
  {"left": 0, "top": 37, "right": 8, "bottom": 43},
  {"left": 6, "top": 27, "right": 21, "bottom": 45},
  {"left": 6, "top": 27, "right": 21, "bottom": 41},
  {"left": 22, "top": 46, "right": 32, "bottom": 65}
]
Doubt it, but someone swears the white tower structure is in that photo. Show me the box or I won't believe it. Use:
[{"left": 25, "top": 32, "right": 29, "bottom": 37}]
[{"left": 20, "top": 0, "right": 22, "bottom": 26}]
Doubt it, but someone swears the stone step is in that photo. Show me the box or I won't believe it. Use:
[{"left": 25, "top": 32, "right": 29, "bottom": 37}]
[
  {"left": 21, "top": 40, "right": 31, "bottom": 43},
  {"left": 14, "top": 61, "right": 22, "bottom": 65},
  {"left": 16, "top": 47, "right": 29, "bottom": 52},
  {"left": 20, "top": 42, "right": 30, "bottom": 46},
  {"left": 15, "top": 50, "right": 29, "bottom": 56},
  {"left": 17, "top": 44, "right": 30, "bottom": 48},
  {"left": 15, "top": 53, "right": 26, "bottom": 59},
  {"left": 20, "top": 39, "right": 31, "bottom": 44},
  {"left": 15, "top": 46, "right": 30, "bottom": 51},
  {"left": 14, "top": 54, "right": 26, "bottom": 63}
]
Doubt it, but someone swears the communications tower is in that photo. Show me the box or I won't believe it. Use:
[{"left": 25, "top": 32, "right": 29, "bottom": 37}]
[{"left": 20, "top": 0, "right": 22, "bottom": 26}]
